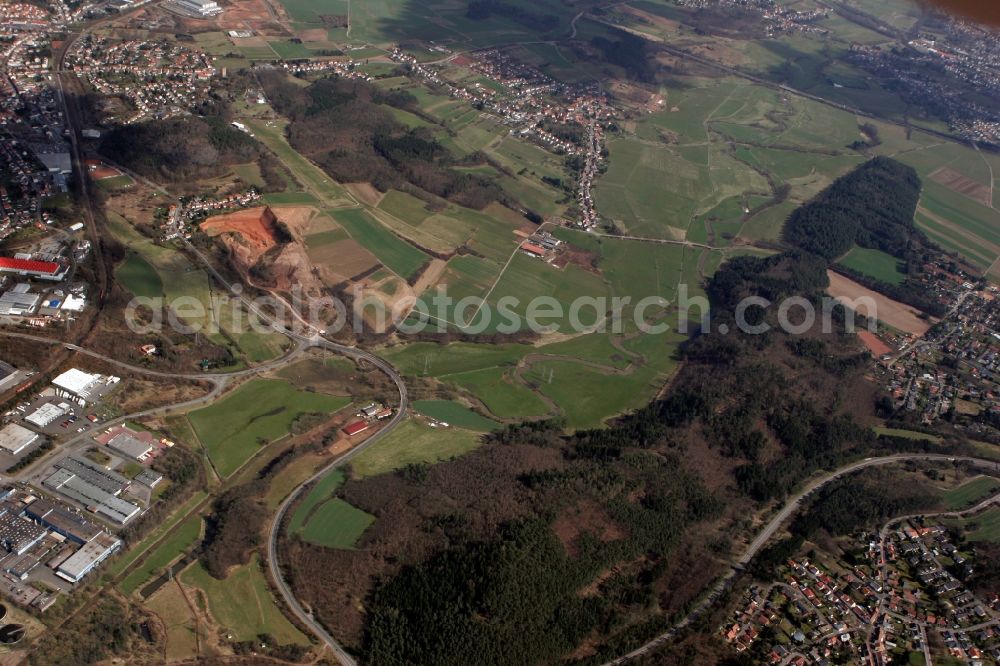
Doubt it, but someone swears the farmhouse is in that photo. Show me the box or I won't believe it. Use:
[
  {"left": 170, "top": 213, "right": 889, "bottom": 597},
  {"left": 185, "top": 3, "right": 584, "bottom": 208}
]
[{"left": 0, "top": 423, "right": 38, "bottom": 456}]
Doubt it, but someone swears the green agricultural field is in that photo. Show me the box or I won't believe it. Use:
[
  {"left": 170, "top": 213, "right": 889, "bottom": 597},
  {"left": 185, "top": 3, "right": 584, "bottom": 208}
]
[
  {"left": 349, "top": 417, "right": 482, "bottom": 478},
  {"left": 943, "top": 477, "right": 1000, "bottom": 511},
  {"left": 480, "top": 254, "right": 610, "bottom": 332},
  {"left": 332, "top": 208, "right": 429, "bottom": 280},
  {"left": 276, "top": 0, "right": 348, "bottom": 25},
  {"left": 232, "top": 163, "right": 265, "bottom": 188},
  {"left": 946, "top": 506, "right": 1000, "bottom": 543},
  {"left": 120, "top": 514, "right": 203, "bottom": 595},
  {"left": 298, "top": 498, "right": 374, "bottom": 548},
  {"left": 287, "top": 469, "right": 345, "bottom": 535},
  {"left": 838, "top": 246, "right": 906, "bottom": 285},
  {"left": 233, "top": 331, "right": 289, "bottom": 363},
  {"left": 378, "top": 190, "right": 432, "bottom": 225},
  {"left": 739, "top": 202, "right": 796, "bottom": 243},
  {"left": 381, "top": 341, "right": 531, "bottom": 377},
  {"left": 116, "top": 252, "right": 163, "bottom": 298},
  {"left": 268, "top": 40, "right": 315, "bottom": 59},
  {"left": 324, "top": 0, "right": 581, "bottom": 47},
  {"left": 263, "top": 191, "right": 320, "bottom": 205},
  {"left": 181, "top": 554, "right": 308, "bottom": 645},
  {"left": 413, "top": 400, "right": 499, "bottom": 431},
  {"left": 238, "top": 45, "right": 278, "bottom": 60},
  {"left": 305, "top": 228, "right": 349, "bottom": 247},
  {"left": 187, "top": 379, "right": 350, "bottom": 478},
  {"left": 449, "top": 366, "right": 552, "bottom": 419},
  {"left": 873, "top": 427, "right": 943, "bottom": 443}
]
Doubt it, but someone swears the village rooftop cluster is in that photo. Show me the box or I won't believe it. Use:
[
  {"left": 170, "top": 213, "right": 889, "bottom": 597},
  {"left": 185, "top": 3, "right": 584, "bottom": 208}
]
[
  {"left": 66, "top": 35, "right": 216, "bottom": 125},
  {"left": 724, "top": 508, "right": 1000, "bottom": 665}
]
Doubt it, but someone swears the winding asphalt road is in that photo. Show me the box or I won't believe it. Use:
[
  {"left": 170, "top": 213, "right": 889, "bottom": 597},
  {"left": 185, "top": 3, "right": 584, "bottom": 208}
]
[{"left": 178, "top": 239, "right": 408, "bottom": 664}]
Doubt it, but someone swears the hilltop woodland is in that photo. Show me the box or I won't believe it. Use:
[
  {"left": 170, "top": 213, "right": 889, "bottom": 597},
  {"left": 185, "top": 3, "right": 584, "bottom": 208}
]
[
  {"left": 782, "top": 156, "right": 945, "bottom": 315},
  {"left": 257, "top": 72, "right": 508, "bottom": 210},
  {"left": 100, "top": 110, "right": 287, "bottom": 190},
  {"left": 278, "top": 158, "right": 967, "bottom": 664}
]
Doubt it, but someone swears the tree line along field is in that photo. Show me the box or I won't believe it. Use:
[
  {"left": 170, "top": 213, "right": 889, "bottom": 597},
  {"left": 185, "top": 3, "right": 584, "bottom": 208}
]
[
  {"left": 119, "top": 513, "right": 203, "bottom": 595},
  {"left": 186, "top": 378, "right": 351, "bottom": 478},
  {"left": 945, "top": 507, "right": 1000, "bottom": 543},
  {"left": 382, "top": 328, "right": 688, "bottom": 430}
]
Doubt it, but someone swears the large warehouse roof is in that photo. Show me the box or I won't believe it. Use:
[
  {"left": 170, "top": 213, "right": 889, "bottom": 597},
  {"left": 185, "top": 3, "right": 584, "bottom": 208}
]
[
  {"left": 0, "top": 257, "right": 63, "bottom": 276},
  {"left": 51, "top": 369, "right": 102, "bottom": 399},
  {"left": 0, "top": 424, "right": 38, "bottom": 455}
]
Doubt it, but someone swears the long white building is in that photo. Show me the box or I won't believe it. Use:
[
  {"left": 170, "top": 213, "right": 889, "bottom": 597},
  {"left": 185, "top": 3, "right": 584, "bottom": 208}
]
[{"left": 175, "top": 0, "right": 222, "bottom": 16}]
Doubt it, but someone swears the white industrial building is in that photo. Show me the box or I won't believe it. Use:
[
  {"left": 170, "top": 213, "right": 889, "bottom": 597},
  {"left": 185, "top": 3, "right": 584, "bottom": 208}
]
[
  {"left": 0, "top": 424, "right": 39, "bottom": 456},
  {"left": 55, "top": 532, "right": 121, "bottom": 583},
  {"left": 107, "top": 431, "right": 154, "bottom": 461},
  {"left": 24, "top": 402, "right": 69, "bottom": 428},
  {"left": 175, "top": 0, "right": 222, "bottom": 16},
  {"left": 51, "top": 369, "right": 119, "bottom": 406},
  {"left": 0, "top": 284, "right": 41, "bottom": 316}
]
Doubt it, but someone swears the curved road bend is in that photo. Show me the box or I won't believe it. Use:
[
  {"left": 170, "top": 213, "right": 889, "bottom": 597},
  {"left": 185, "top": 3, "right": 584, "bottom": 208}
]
[
  {"left": 181, "top": 238, "right": 409, "bottom": 665},
  {"left": 604, "top": 453, "right": 1000, "bottom": 665}
]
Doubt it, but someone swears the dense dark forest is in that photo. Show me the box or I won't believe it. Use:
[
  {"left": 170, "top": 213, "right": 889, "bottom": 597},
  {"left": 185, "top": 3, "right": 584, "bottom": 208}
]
[
  {"left": 783, "top": 156, "right": 922, "bottom": 261},
  {"left": 590, "top": 29, "right": 655, "bottom": 82},
  {"left": 258, "top": 73, "right": 506, "bottom": 209},
  {"left": 781, "top": 156, "right": 946, "bottom": 315}
]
